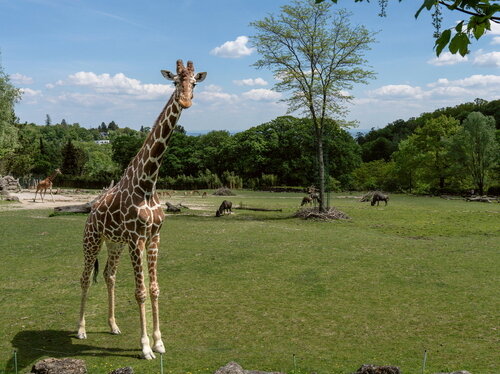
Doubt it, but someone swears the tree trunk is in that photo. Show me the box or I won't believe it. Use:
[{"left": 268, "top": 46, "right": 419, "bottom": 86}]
[{"left": 315, "top": 127, "right": 326, "bottom": 212}]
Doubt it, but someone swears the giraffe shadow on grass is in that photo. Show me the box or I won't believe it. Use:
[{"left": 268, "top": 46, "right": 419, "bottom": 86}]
[{"left": 6, "top": 330, "right": 136, "bottom": 372}]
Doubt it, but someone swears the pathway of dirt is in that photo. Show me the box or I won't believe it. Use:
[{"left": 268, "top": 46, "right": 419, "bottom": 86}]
[{"left": 1, "top": 190, "right": 96, "bottom": 211}]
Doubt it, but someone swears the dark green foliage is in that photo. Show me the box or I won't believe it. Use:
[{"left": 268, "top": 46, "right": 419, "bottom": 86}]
[
  {"left": 61, "top": 140, "right": 86, "bottom": 176},
  {"left": 111, "top": 133, "right": 146, "bottom": 170}
]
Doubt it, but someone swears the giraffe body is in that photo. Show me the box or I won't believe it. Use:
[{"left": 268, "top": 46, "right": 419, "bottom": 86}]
[{"left": 77, "top": 60, "right": 206, "bottom": 359}]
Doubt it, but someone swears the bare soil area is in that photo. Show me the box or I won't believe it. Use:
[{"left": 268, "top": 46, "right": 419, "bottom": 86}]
[{"left": 1, "top": 190, "right": 97, "bottom": 211}]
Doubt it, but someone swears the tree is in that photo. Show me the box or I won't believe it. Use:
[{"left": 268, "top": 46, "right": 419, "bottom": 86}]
[
  {"left": 412, "top": 115, "right": 460, "bottom": 191},
  {"left": 111, "top": 134, "right": 145, "bottom": 171},
  {"left": 108, "top": 121, "right": 119, "bottom": 131},
  {"left": 392, "top": 137, "right": 423, "bottom": 192},
  {"left": 0, "top": 63, "right": 20, "bottom": 161},
  {"left": 45, "top": 114, "right": 52, "bottom": 126},
  {"left": 251, "top": 0, "right": 376, "bottom": 211},
  {"left": 317, "top": 0, "right": 500, "bottom": 56},
  {"left": 61, "top": 139, "right": 86, "bottom": 175},
  {"left": 450, "top": 112, "right": 499, "bottom": 194}
]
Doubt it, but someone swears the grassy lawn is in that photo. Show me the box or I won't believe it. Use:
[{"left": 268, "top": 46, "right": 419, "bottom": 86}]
[{"left": 0, "top": 191, "right": 498, "bottom": 374}]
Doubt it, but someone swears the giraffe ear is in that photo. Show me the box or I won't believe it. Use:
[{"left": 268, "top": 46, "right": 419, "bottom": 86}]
[
  {"left": 161, "top": 70, "right": 176, "bottom": 81},
  {"left": 195, "top": 72, "right": 207, "bottom": 83}
]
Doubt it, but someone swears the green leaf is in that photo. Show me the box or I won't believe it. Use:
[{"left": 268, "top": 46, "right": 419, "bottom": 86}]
[
  {"left": 455, "top": 21, "right": 464, "bottom": 33},
  {"left": 473, "top": 23, "right": 486, "bottom": 40},
  {"left": 448, "top": 33, "right": 462, "bottom": 54},
  {"left": 458, "top": 34, "right": 470, "bottom": 56},
  {"left": 435, "top": 29, "right": 451, "bottom": 56},
  {"left": 415, "top": 0, "right": 437, "bottom": 18}
]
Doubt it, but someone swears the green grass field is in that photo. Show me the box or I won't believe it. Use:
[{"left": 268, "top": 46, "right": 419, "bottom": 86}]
[{"left": 0, "top": 191, "right": 498, "bottom": 374}]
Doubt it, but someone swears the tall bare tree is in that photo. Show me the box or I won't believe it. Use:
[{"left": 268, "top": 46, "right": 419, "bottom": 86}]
[{"left": 250, "top": 0, "right": 375, "bottom": 211}]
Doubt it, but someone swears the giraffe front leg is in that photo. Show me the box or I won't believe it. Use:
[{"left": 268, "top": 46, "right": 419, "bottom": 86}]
[
  {"left": 148, "top": 234, "right": 165, "bottom": 354},
  {"left": 129, "top": 238, "right": 156, "bottom": 360},
  {"left": 104, "top": 242, "right": 125, "bottom": 335}
]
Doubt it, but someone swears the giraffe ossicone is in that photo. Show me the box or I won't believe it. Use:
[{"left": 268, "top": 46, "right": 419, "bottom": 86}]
[{"left": 77, "top": 60, "right": 206, "bottom": 359}]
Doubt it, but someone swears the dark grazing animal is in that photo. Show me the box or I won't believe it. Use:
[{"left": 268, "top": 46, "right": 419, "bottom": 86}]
[
  {"left": 215, "top": 200, "right": 232, "bottom": 217},
  {"left": 301, "top": 196, "right": 312, "bottom": 206},
  {"left": 371, "top": 191, "right": 389, "bottom": 206}
]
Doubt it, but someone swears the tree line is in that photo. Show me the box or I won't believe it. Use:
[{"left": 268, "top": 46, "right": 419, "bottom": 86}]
[{"left": 0, "top": 98, "right": 498, "bottom": 195}]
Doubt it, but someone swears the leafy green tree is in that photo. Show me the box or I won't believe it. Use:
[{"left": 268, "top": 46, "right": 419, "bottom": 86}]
[
  {"left": 61, "top": 139, "right": 86, "bottom": 175},
  {"left": 392, "top": 137, "right": 423, "bottom": 192},
  {"left": 45, "top": 114, "right": 51, "bottom": 126},
  {"left": 107, "top": 121, "right": 119, "bottom": 131},
  {"left": 0, "top": 63, "right": 20, "bottom": 160},
  {"left": 450, "top": 112, "right": 499, "bottom": 194},
  {"left": 80, "top": 142, "right": 120, "bottom": 180},
  {"left": 251, "top": 0, "right": 376, "bottom": 210},
  {"left": 351, "top": 159, "right": 397, "bottom": 191},
  {"left": 412, "top": 115, "right": 460, "bottom": 191},
  {"left": 317, "top": 0, "right": 500, "bottom": 56},
  {"left": 111, "top": 134, "right": 145, "bottom": 171}
]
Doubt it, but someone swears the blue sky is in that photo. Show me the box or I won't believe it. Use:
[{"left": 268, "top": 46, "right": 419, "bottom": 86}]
[{"left": 1, "top": 0, "right": 499, "bottom": 132}]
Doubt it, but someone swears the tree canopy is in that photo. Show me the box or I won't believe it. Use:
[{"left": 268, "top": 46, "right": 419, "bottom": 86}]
[{"left": 316, "top": 0, "right": 500, "bottom": 56}]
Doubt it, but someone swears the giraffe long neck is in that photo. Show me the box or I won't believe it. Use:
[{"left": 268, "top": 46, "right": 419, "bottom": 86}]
[
  {"left": 47, "top": 171, "right": 59, "bottom": 182},
  {"left": 121, "top": 95, "right": 182, "bottom": 194}
]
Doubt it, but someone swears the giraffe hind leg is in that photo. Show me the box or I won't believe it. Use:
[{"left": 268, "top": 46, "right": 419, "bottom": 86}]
[
  {"left": 104, "top": 241, "right": 125, "bottom": 335},
  {"left": 77, "top": 234, "right": 102, "bottom": 339}
]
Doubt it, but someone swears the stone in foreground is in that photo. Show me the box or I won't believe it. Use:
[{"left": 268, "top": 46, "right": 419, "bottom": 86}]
[
  {"left": 354, "top": 364, "right": 401, "bottom": 374},
  {"left": 214, "top": 361, "right": 285, "bottom": 374},
  {"left": 31, "top": 358, "right": 86, "bottom": 374}
]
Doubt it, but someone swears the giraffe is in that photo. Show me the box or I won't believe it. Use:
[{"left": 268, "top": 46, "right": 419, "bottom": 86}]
[
  {"left": 33, "top": 168, "right": 62, "bottom": 202},
  {"left": 77, "top": 60, "right": 206, "bottom": 360}
]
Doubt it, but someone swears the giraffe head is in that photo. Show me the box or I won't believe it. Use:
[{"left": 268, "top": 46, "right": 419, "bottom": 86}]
[{"left": 161, "top": 60, "right": 207, "bottom": 109}]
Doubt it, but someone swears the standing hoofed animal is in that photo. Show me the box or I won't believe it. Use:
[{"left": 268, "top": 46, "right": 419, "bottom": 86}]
[
  {"left": 215, "top": 200, "right": 232, "bottom": 217},
  {"left": 34, "top": 168, "right": 62, "bottom": 202},
  {"left": 77, "top": 60, "right": 206, "bottom": 360},
  {"left": 371, "top": 191, "right": 389, "bottom": 206}
]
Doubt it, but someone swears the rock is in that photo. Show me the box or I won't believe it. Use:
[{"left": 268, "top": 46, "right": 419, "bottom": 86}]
[
  {"left": 0, "top": 175, "right": 21, "bottom": 192},
  {"left": 5, "top": 196, "right": 20, "bottom": 202},
  {"left": 214, "top": 362, "right": 285, "bottom": 374},
  {"left": 354, "top": 364, "right": 401, "bottom": 374},
  {"left": 109, "top": 367, "right": 134, "bottom": 374},
  {"left": 31, "top": 358, "right": 86, "bottom": 374}
]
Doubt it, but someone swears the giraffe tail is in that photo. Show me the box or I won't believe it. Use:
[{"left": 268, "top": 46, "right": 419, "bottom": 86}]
[{"left": 92, "top": 258, "right": 99, "bottom": 284}]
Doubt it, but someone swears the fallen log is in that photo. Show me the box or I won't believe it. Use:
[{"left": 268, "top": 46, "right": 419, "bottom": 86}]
[
  {"left": 165, "top": 201, "right": 181, "bottom": 212},
  {"left": 54, "top": 201, "right": 93, "bottom": 213},
  {"left": 465, "top": 196, "right": 494, "bottom": 203},
  {"left": 235, "top": 206, "right": 282, "bottom": 212}
]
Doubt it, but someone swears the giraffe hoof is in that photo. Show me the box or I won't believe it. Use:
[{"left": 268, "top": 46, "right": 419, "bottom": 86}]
[
  {"left": 153, "top": 341, "right": 166, "bottom": 354},
  {"left": 77, "top": 332, "right": 87, "bottom": 339},
  {"left": 110, "top": 328, "right": 121, "bottom": 335},
  {"left": 141, "top": 348, "right": 156, "bottom": 360}
]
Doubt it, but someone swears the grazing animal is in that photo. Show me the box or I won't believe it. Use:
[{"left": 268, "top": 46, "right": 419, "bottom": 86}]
[
  {"left": 371, "top": 191, "right": 389, "bottom": 206},
  {"left": 202, "top": 192, "right": 207, "bottom": 198},
  {"left": 192, "top": 190, "right": 200, "bottom": 195},
  {"left": 77, "top": 60, "right": 206, "bottom": 360},
  {"left": 34, "top": 168, "right": 62, "bottom": 202},
  {"left": 215, "top": 200, "right": 232, "bottom": 217},
  {"left": 301, "top": 196, "right": 313, "bottom": 206}
]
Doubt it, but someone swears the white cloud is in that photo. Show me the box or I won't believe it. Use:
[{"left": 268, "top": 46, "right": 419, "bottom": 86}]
[
  {"left": 473, "top": 51, "right": 500, "bottom": 67},
  {"left": 20, "top": 88, "right": 41, "bottom": 97},
  {"left": 197, "top": 84, "right": 238, "bottom": 103},
  {"left": 427, "top": 52, "right": 468, "bottom": 66},
  {"left": 210, "top": 36, "right": 254, "bottom": 58},
  {"left": 241, "top": 88, "right": 281, "bottom": 101},
  {"left": 492, "top": 36, "right": 500, "bottom": 45},
  {"left": 54, "top": 71, "right": 173, "bottom": 99},
  {"left": 233, "top": 77, "right": 268, "bottom": 86},
  {"left": 429, "top": 74, "right": 500, "bottom": 88},
  {"left": 10, "top": 73, "right": 34, "bottom": 84},
  {"left": 369, "top": 85, "right": 425, "bottom": 99}
]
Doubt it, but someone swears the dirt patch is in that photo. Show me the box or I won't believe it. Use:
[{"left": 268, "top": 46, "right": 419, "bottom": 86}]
[{"left": 0, "top": 190, "right": 96, "bottom": 211}]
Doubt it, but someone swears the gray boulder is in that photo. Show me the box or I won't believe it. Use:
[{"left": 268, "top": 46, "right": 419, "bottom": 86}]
[
  {"left": 214, "top": 362, "right": 285, "bottom": 374},
  {"left": 30, "top": 358, "right": 86, "bottom": 374},
  {"left": 354, "top": 364, "right": 401, "bottom": 374}
]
